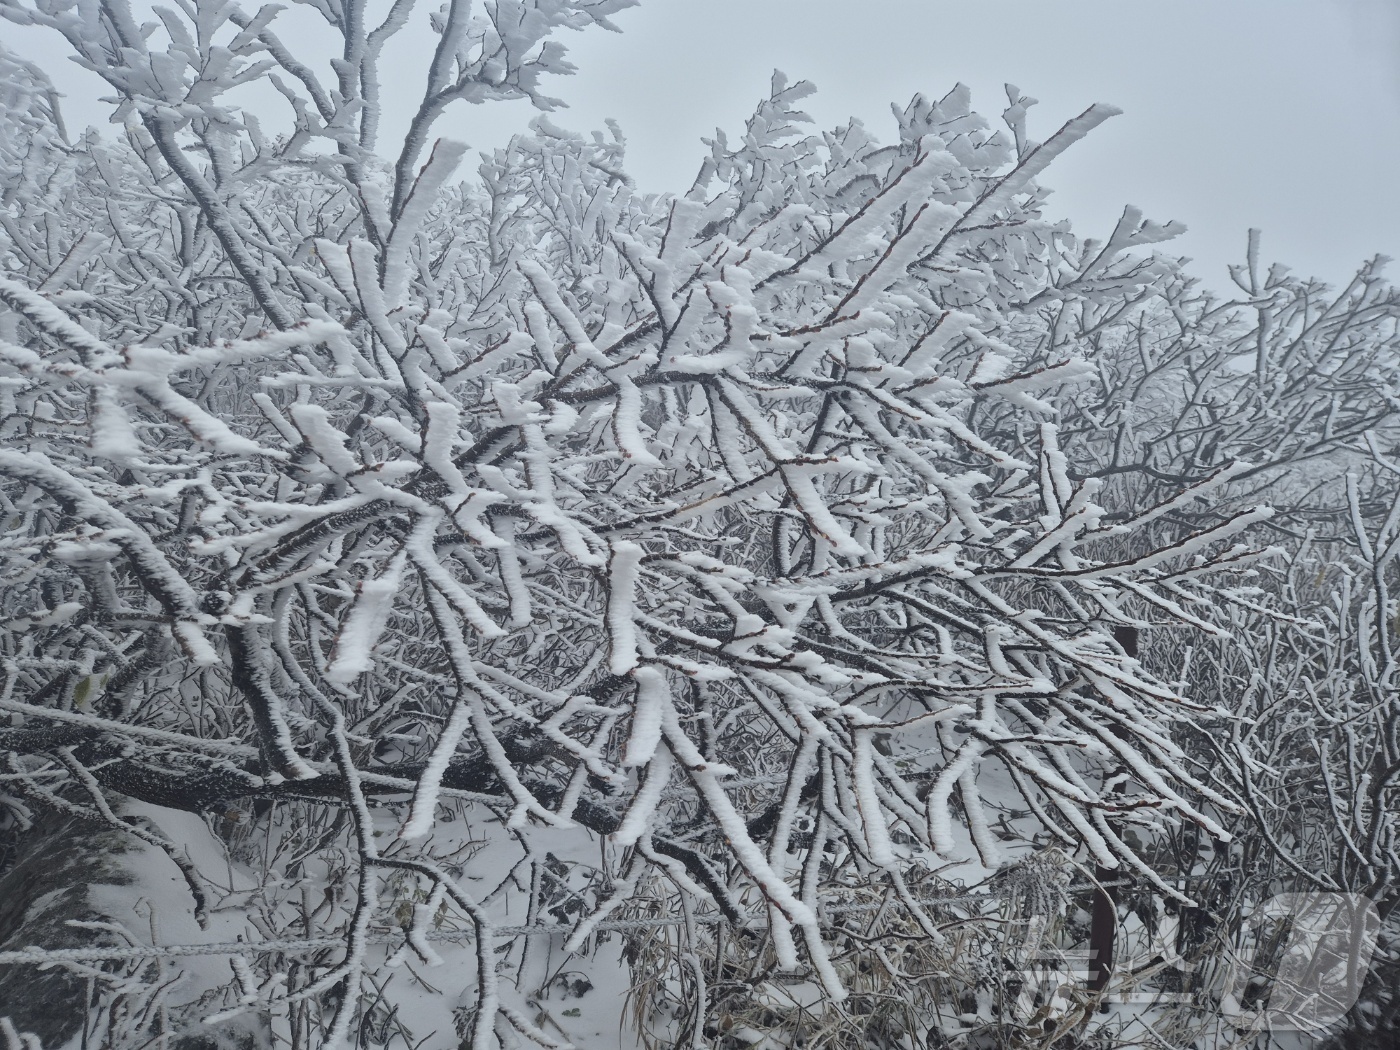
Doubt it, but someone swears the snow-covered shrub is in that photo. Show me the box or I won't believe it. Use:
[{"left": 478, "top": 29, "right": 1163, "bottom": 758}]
[{"left": 2, "top": 2, "right": 1394, "bottom": 1048}]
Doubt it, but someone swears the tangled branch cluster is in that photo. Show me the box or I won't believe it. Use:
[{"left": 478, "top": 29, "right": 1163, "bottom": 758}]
[{"left": 2, "top": 2, "right": 1398, "bottom": 1048}]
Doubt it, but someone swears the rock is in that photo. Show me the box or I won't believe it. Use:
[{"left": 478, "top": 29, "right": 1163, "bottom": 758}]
[{"left": 0, "top": 814, "right": 133, "bottom": 1046}]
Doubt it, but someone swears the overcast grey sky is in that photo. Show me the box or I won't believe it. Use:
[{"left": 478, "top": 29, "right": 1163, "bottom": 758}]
[
  {"left": 10, "top": 0, "right": 1399, "bottom": 292},
  {"left": 434, "top": 0, "right": 1400, "bottom": 293}
]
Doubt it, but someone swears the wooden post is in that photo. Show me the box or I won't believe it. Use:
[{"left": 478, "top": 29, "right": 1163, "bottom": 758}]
[{"left": 1088, "top": 867, "right": 1118, "bottom": 996}]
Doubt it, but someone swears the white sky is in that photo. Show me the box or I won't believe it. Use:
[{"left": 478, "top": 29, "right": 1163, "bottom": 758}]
[{"left": 9, "top": 0, "right": 1399, "bottom": 292}]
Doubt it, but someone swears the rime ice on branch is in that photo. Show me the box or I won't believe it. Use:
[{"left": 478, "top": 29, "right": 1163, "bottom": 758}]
[{"left": 1, "top": 6, "right": 1397, "bottom": 1049}]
